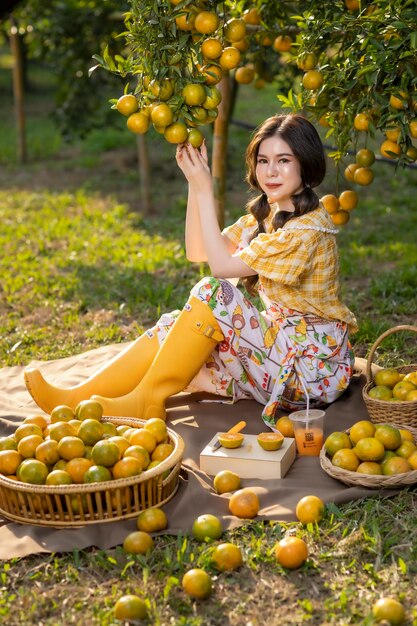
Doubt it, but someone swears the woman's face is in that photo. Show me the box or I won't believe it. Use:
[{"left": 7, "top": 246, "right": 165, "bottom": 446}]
[{"left": 255, "top": 135, "right": 303, "bottom": 211}]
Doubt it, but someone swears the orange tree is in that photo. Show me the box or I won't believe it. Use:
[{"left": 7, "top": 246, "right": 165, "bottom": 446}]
[{"left": 93, "top": 0, "right": 416, "bottom": 224}]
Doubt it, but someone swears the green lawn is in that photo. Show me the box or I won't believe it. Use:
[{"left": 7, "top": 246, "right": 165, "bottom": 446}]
[{"left": 1, "top": 58, "right": 417, "bottom": 625}]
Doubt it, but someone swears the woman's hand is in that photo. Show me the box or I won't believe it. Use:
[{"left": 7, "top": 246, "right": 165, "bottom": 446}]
[{"left": 176, "top": 141, "right": 212, "bottom": 190}]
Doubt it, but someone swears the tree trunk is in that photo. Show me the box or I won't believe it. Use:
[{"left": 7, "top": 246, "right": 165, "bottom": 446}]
[
  {"left": 9, "top": 19, "right": 26, "bottom": 164},
  {"left": 211, "top": 74, "right": 232, "bottom": 229},
  {"left": 136, "top": 134, "right": 153, "bottom": 215}
]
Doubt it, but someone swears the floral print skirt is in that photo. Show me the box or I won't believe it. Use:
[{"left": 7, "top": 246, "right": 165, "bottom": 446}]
[{"left": 153, "top": 277, "right": 354, "bottom": 430}]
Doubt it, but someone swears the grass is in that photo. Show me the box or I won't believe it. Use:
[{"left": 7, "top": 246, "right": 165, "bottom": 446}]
[{"left": 1, "top": 57, "right": 417, "bottom": 625}]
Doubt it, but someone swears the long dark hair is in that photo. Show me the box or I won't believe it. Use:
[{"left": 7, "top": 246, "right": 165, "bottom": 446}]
[{"left": 242, "top": 113, "right": 326, "bottom": 296}]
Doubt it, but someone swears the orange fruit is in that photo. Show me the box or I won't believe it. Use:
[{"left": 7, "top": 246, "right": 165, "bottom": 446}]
[
  {"left": 395, "top": 440, "right": 417, "bottom": 459},
  {"left": 201, "top": 64, "right": 223, "bottom": 85},
  {"left": 23, "top": 414, "right": 49, "bottom": 430},
  {"left": 217, "top": 433, "right": 244, "bottom": 449},
  {"left": 321, "top": 194, "right": 339, "bottom": 215},
  {"left": 83, "top": 464, "right": 112, "bottom": 483},
  {"left": 116, "top": 94, "right": 138, "bottom": 117},
  {"left": 234, "top": 65, "right": 255, "bottom": 84},
  {"left": 194, "top": 11, "right": 219, "bottom": 35},
  {"left": 273, "top": 35, "right": 292, "bottom": 52},
  {"left": 275, "top": 416, "right": 294, "bottom": 438},
  {"left": 229, "top": 488, "right": 260, "bottom": 519},
  {"left": 302, "top": 70, "right": 323, "bottom": 90},
  {"left": 349, "top": 420, "right": 376, "bottom": 444},
  {"left": 353, "top": 167, "right": 374, "bottom": 186},
  {"left": 243, "top": 8, "right": 261, "bottom": 25},
  {"left": 76, "top": 399, "right": 103, "bottom": 421},
  {"left": 123, "top": 530, "right": 154, "bottom": 555},
  {"left": 149, "top": 78, "right": 173, "bottom": 101},
  {"left": 275, "top": 536, "right": 308, "bottom": 569},
  {"left": 356, "top": 148, "right": 375, "bottom": 166},
  {"left": 192, "top": 513, "right": 223, "bottom": 542},
  {"left": 213, "top": 469, "right": 241, "bottom": 494},
  {"left": 68, "top": 419, "right": 81, "bottom": 435},
  {"left": 0, "top": 437, "right": 17, "bottom": 452},
  {"left": 182, "top": 83, "right": 206, "bottom": 106},
  {"left": 219, "top": 47, "right": 241, "bottom": 70},
  {"left": 295, "top": 495, "right": 325, "bottom": 524},
  {"left": 151, "top": 442, "right": 174, "bottom": 462},
  {"left": 164, "top": 121, "right": 189, "bottom": 144},
  {"left": 403, "top": 371, "right": 417, "bottom": 386},
  {"left": 107, "top": 436, "right": 131, "bottom": 457},
  {"left": 46, "top": 469, "right": 73, "bottom": 485},
  {"left": 144, "top": 417, "right": 168, "bottom": 443},
  {"left": 0, "top": 450, "right": 23, "bottom": 475},
  {"left": 324, "top": 432, "right": 352, "bottom": 457},
  {"left": 211, "top": 542, "right": 243, "bottom": 571},
  {"left": 338, "top": 190, "right": 358, "bottom": 210},
  {"left": 380, "top": 139, "right": 401, "bottom": 158},
  {"left": 345, "top": 0, "right": 359, "bottom": 9},
  {"left": 374, "top": 368, "right": 402, "bottom": 389},
  {"left": 224, "top": 18, "right": 246, "bottom": 43},
  {"left": 331, "top": 448, "right": 360, "bottom": 471},
  {"left": 91, "top": 440, "right": 121, "bottom": 467},
  {"left": 390, "top": 92, "right": 408, "bottom": 110},
  {"left": 53, "top": 459, "right": 68, "bottom": 471},
  {"left": 14, "top": 423, "right": 43, "bottom": 443},
  {"left": 331, "top": 210, "right": 350, "bottom": 225},
  {"left": 124, "top": 445, "right": 150, "bottom": 470},
  {"left": 392, "top": 381, "right": 416, "bottom": 401},
  {"left": 356, "top": 461, "right": 383, "bottom": 475},
  {"left": 50, "top": 405, "right": 75, "bottom": 423},
  {"left": 17, "top": 434, "right": 44, "bottom": 459},
  {"left": 232, "top": 37, "right": 250, "bottom": 52},
  {"left": 126, "top": 112, "right": 150, "bottom": 135},
  {"left": 129, "top": 429, "right": 157, "bottom": 453},
  {"left": 102, "top": 422, "right": 117, "bottom": 437},
  {"left": 65, "top": 457, "right": 94, "bottom": 483},
  {"left": 354, "top": 112, "right": 371, "bottom": 131},
  {"left": 57, "top": 436, "right": 85, "bottom": 461},
  {"left": 151, "top": 103, "right": 174, "bottom": 127},
  {"left": 374, "top": 424, "right": 402, "bottom": 450},
  {"left": 399, "top": 428, "right": 415, "bottom": 443},
  {"left": 187, "top": 129, "right": 204, "bottom": 148},
  {"left": 372, "top": 597, "right": 405, "bottom": 625},
  {"left": 257, "top": 432, "right": 284, "bottom": 451},
  {"left": 368, "top": 385, "right": 393, "bottom": 400},
  {"left": 116, "top": 425, "right": 130, "bottom": 437},
  {"left": 175, "top": 10, "right": 196, "bottom": 31},
  {"left": 18, "top": 459, "right": 49, "bottom": 484},
  {"left": 406, "top": 389, "right": 417, "bottom": 401},
  {"left": 48, "top": 421, "right": 77, "bottom": 442},
  {"left": 77, "top": 419, "right": 104, "bottom": 446},
  {"left": 188, "top": 106, "right": 208, "bottom": 125},
  {"left": 408, "top": 119, "right": 417, "bottom": 138},
  {"left": 385, "top": 126, "right": 401, "bottom": 142},
  {"left": 112, "top": 456, "right": 143, "bottom": 479},
  {"left": 182, "top": 568, "right": 212, "bottom": 599},
  {"left": 201, "top": 38, "right": 223, "bottom": 60},
  {"left": 354, "top": 437, "right": 385, "bottom": 462},
  {"left": 407, "top": 450, "right": 417, "bottom": 470},
  {"left": 297, "top": 52, "right": 317, "bottom": 71},
  {"left": 137, "top": 507, "right": 168, "bottom": 533},
  {"left": 114, "top": 595, "right": 148, "bottom": 621},
  {"left": 382, "top": 456, "right": 412, "bottom": 475},
  {"left": 344, "top": 163, "right": 360, "bottom": 182},
  {"left": 406, "top": 146, "right": 417, "bottom": 162}
]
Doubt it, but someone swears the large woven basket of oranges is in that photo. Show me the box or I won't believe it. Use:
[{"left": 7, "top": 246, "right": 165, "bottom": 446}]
[
  {"left": 0, "top": 402, "right": 184, "bottom": 527},
  {"left": 362, "top": 325, "right": 417, "bottom": 428},
  {"left": 320, "top": 419, "right": 417, "bottom": 488}
]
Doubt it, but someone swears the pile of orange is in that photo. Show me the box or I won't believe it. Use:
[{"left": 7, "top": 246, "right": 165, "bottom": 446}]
[
  {"left": 0, "top": 402, "right": 173, "bottom": 487},
  {"left": 368, "top": 368, "right": 417, "bottom": 403},
  {"left": 324, "top": 420, "right": 417, "bottom": 476}
]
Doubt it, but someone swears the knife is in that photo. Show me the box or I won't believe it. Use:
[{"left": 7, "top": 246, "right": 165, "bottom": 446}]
[{"left": 211, "top": 420, "right": 247, "bottom": 451}]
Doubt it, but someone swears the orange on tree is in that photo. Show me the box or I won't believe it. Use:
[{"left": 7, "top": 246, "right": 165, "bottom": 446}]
[
  {"left": 224, "top": 18, "right": 246, "bottom": 43},
  {"left": 338, "top": 190, "right": 358, "bottom": 211},
  {"left": 232, "top": 37, "right": 250, "bottom": 53},
  {"left": 243, "top": 8, "right": 261, "bottom": 25},
  {"left": 211, "top": 542, "right": 243, "bottom": 571},
  {"left": 372, "top": 597, "right": 406, "bottom": 625},
  {"left": 353, "top": 112, "right": 371, "bottom": 131},
  {"left": 175, "top": 10, "right": 196, "bottom": 32},
  {"left": 275, "top": 415, "right": 294, "bottom": 437},
  {"left": 229, "top": 488, "right": 260, "bottom": 519},
  {"left": 331, "top": 210, "right": 350, "bottom": 226},
  {"left": 202, "top": 86, "right": 222, "bottom": 110},
  {"left": 406, "top": 146, "right": 417, "bottom": 161},
  {"left": 65, "top": 457, "right": 94, "bottom": 483},
  {"left": 385, "top": 126, "right": 401, "bottom": 142},
  {"left": 182, "top": 83, "right": 206, "bottom": 106},
  {"left": 51, "top": 405, "right": 76, "bottom": 423},
  {"left": 164, "top": 121, "right": 189, "bottom": 144},
  {"left": 194, "top": 11, "right": 219, "bottom": 35},
  {"left": 344, "top": 163, "right": 359, "bottom": 182},
  {"left": 302, "top": 70, "right": 323, "bottom": 90},
  {"left": 201, "top": 63, "right": 223, "bottom": 85},
  {"left": 297, "top": 52, "right": 317, "bottom": 71},
  {"left": 213, "top": 469, "right": 241, "bottom": 494},
  {"left": 192, "top": 513, "right": 223, "bottom": 542},
  {"left": 345, "top": 0, "right": 360, "bottom": 10},
  {"left": 137, "top": 507, "right": 168, "bottom": 533},
  {"left": 273, "top": 35, "right": 292, "bottom": 52},
  {"left": 408, "top": 119, "right": 417, "bottom": 138},
  {"left": 234, "top": 65, "right": 255, "bottom": 85},
  {"left": 150, "top": 103, "right": 174, "bottom": 127},
  {"left": 295, "top": 495, "right": 325, "bottom": 524},
  {"left": 353, "top": 167, "right": 374, "bottom": 186},
  {"left": 201, "top": 37, "right": 223, "bottom": 60},
  {"left": 114, "top": 595, "right": 148, "bottom": 622},
  {"left": 182, "top": 568, "right": 212, "bottom": 600},
  {"left": 356, "top": 148, "right": 375, "bottom": 166},
  {"left": 189, "top": 106, "right": 208, "bottom": 126},
  {"left": 112, "top": 456, "right": 143, "bottom": 479},
  {"left": 127, "top": 112, "right": 150, "bottom": 135},
  {"left": 187, "top": 128, "right": 204, "bottom": 148},
  {"left": 380, "top": 139, "right": 401, "bottom": 159},
  {"left": 321, "top": 194, "right": 339, "bottom": 215},
  {"left": 17, "top": 434, "right": 44, "bottom": 459},
  {"left": 219, "top": 47, "right": 241, "bottom": 71},
  {"left": 123, "top": 530, "right": 154, "bottom": 555},
  {"left": 149, "top": 78, "right": 173, "bottom": 101},
  {"left": 389, "top": 91, "right": 408, "bottom": 110},
  {"left": 275, "top": 536, "right": 308, "bottom": 569},
  {"left": 116, "top": 94, "right": 139, "bottom": 116},
  {"left": 0, "top": 450, "right": 23, "bottom": 475},
  {"left": 91, "top": 440, "right": 121, "bottom": 467},
  {"left": 76, "top": 400, "right": 103, "bottom": 421}
]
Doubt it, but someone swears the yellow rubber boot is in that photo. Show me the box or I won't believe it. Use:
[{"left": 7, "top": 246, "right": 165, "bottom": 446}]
[
  {"left": 24, "top": 330, "right": 160, "bottom": 414},
  {"left": 91, "top": 296, "right": 224, "bottom": 420}
]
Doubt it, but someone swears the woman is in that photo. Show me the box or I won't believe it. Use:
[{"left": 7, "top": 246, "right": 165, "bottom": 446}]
[{"left": 24, "top": 114, "right": 357, "bottom": 430}]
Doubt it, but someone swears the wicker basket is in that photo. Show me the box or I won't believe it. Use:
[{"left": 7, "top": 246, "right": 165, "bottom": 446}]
[
  {"left": 320, "top": 424, "right": 417, "bottom": 488},
  {"left": 362, "top": 325, "right": 417, "bottom": 427},
  {"left": 0, "top": 417, "right": 184, "bottom": 528}
]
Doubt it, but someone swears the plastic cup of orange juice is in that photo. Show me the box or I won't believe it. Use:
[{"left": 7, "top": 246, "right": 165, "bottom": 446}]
[{"left": 289, "top": 409, "right": 325, "bottom": 456}]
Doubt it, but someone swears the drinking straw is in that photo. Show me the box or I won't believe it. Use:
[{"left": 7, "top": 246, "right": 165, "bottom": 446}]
[{"left": 299, "top": 377, "right": 310, "bottom": 424}]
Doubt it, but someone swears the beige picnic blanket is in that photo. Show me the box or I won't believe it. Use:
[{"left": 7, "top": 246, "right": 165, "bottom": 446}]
[{"left": 0, "top": 345, "right": 395, "bottom": 560}]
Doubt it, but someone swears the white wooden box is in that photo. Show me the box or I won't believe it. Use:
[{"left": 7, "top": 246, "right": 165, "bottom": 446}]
[{"left": 200, "top": 434, "right": 296, "bottom": 479}]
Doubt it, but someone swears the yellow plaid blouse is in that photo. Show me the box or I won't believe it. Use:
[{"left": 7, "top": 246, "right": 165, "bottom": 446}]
[{"left": 223, "top": 205, "right": 358, "bottom": 334}]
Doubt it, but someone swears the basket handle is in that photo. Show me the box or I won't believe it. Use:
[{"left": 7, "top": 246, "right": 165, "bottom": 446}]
[{"left": 366, "top": 324, "right": 417, "bottom": 383}]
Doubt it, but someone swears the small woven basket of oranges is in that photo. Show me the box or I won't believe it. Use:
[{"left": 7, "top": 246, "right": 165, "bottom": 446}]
[
  {"left": 362, "top": 325, "right": 417, "bottom": 428},
  {"left": 0, "top": 416, "right": 184, "bottom": 528}
]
